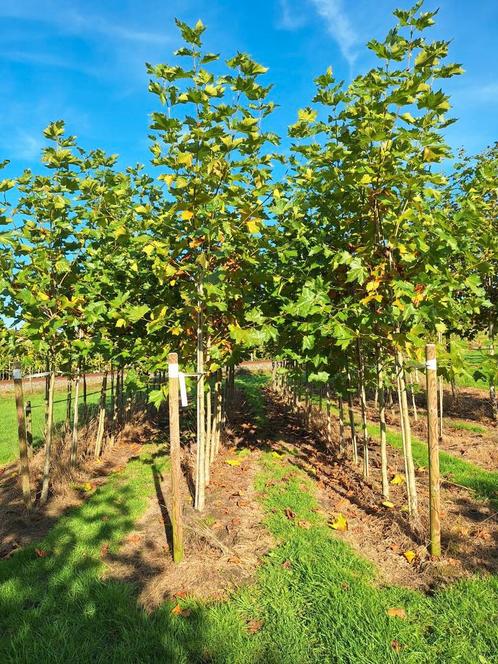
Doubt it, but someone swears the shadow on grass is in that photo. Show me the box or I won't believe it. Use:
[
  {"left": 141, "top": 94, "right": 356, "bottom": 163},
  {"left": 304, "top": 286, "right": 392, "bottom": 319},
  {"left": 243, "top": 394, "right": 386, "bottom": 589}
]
[{"left": 0, "top": 450, "right": 261, "bottom": 664}]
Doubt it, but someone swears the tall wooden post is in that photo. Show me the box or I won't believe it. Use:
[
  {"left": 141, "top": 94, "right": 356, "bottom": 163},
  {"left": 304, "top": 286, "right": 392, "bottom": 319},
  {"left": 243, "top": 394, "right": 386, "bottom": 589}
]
[
  {"left": 426, "top": 344, "right": 441, "bottom": 557},
  {"left": 13, "top": 362, "right": 32, "bottom": 509},
  {"left": 168, "top": 353, "right": 184, "bottom": 563}
]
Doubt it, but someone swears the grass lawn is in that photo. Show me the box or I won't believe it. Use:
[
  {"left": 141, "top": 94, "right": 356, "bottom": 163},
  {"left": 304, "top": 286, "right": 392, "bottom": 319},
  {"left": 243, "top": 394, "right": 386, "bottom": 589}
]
[
  {"left": 0, "top": 386, "right": 102, "bottom": 466},
  {"left": 306, "top": 386, "right": 498, "bottom": 505},
  {"left": 1, "top": 373, "right": 497, "bottom": 663}
]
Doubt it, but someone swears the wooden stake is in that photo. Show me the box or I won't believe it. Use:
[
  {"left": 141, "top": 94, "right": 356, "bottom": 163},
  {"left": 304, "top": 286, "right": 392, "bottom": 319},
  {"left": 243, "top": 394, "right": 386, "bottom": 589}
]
[
  {"left": 94, "top": 371, "right": 108, "bottom": 457},
  {"left": 426, "top": 343, "right": 441, "bottom": 557},
  {"left": 13, "top": 362, "right": 32, "bottom": 509},
  {"left": 168, "top": 353, "right": 184, "bottom": 563}
]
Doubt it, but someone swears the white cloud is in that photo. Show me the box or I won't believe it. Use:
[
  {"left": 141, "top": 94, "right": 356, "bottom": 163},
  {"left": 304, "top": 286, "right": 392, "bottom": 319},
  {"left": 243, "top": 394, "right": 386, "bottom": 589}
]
[
  {"left": 0, "top": 130, "right": 44, "bottom": 161},
  {"left": 277, "top": 0, "right": 359, "bottom": 69},
  {"left": 308, "top": 0, "right": 358, "bottom": 68},
  {"left": 278, "top": 0, "right": 308, "bottom": 30}
]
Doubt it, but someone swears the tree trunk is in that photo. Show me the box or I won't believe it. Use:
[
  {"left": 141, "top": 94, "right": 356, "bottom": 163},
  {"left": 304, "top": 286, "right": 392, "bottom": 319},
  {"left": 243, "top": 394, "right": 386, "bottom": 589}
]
[
  {"left": 40, "top": 369, "right": 56, "bottom": 505},
  {"left": 195, "top": 290, "right": 206, "bottom": 512},
  {"left": 70, "top": 368, "right": 80, "bottom": 466},
  {"left": 377, "top": 361, "right": 389, "bottom": 500},
  {"left": 346, "top": 368, "right": 358, "bottom": 465},
  {"left": 396, "top": 352, "right": 418, "bottom": 519},
  {"left": 357, "top": 339, "right": 369, "bottom": 479},
  {"left": 489, "top": 318, "right": 497, "bottom": 421},
  {"left": 94, "top": 371, "right": 108, "bottom": 457}
]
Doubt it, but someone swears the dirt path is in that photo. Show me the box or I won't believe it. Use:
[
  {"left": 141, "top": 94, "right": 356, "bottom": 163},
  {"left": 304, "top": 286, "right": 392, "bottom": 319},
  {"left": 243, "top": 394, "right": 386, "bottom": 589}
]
[{"left": 263, "top": 386, "right": 498, "bottom": 591}]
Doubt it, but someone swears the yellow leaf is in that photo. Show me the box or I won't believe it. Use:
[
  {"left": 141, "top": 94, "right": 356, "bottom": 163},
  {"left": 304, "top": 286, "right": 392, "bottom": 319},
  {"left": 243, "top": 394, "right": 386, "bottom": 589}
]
[
  {"left": 170, "top": 326, "right": 182, "bottom": 336},
  {"left": 115, "top": 318, "right": 127, "bottom": 328},
  {"left": 225, "top": 459, "right": 241, "bottom": 467},
  {"left": 382, "top": 500, "right": 395, "bottom": 509},
  {"left": 403, "top": 550, "right": 416, "bottom": 564},
  {"left": 390, "top": 474, "right": 405, "bottom": 486},
  {"left": 205, "top": 84, "right": 218, "bottom": 96},
  {"left": 38, "top": 292, "right": 50, "bottom": 301},
  {"left": 115, "top": 225, "right": 127, "bottom": 238},
  {"left": 177, "top": 152, "right": 193, "bottom": 168},
  {"left": 246, "top": 219, "right": 261, "bottom": 234},
  {"left": 386, "top": 607, "right": 407, "bottom": 619},
  {"left": 330, "top": 513, "right": 348, "bottom": 532},
  {"left": 181, "top": 210, "right": 194, "bottom": 221},
  {"left": 271, "top": 451, "right": 285, "bottom": 459},
  {"left": 161, "top": 174, "right": 175, "bottom": 187}
]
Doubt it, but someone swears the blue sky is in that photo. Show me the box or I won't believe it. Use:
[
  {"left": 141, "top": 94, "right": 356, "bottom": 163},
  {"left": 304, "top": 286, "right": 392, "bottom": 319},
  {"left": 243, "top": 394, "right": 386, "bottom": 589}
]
[{"left": 1, "top": 0, "right": 497, "bottom": 176}]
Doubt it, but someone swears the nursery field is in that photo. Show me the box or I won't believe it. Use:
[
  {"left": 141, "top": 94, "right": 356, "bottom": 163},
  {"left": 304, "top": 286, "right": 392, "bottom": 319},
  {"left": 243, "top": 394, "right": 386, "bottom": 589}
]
[
  {"left": 1, "top": 3, "right": 497, "bottom": 663},
  {"left": 1, "top": 373, "right": 497, "bottom": 664}
]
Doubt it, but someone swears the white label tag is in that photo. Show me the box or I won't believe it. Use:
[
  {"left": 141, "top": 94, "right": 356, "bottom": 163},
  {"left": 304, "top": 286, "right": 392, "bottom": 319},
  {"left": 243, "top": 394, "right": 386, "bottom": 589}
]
[
  {"left": 179, "top": 372, "right": 188, "bottom": 407},
  {"left": 13, "top": 369, "right": 22, "bottom": 380},
  {"left": 426, "top": 359, "right": 437, "bottom": 370},
  {"left": 169, "top": 363, "right": 179, "bottom": 378}
]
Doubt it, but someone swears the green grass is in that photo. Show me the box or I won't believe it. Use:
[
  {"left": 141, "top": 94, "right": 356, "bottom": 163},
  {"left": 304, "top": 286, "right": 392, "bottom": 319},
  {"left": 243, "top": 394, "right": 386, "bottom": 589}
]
[
  {"left": 366, "top": 420, "right": 498, "bottom": 504},
  {"left": 307, "top": 386, "right": 498, "bottom": 505},
  {"left": 447, "top": 419, "right": 486, "bottom": 434},
  {"left": 1, "top": 372, "right": 497, "bottom": 663},
  {"left": 0, "top": 386, "right": 102, "bottom": 466}
]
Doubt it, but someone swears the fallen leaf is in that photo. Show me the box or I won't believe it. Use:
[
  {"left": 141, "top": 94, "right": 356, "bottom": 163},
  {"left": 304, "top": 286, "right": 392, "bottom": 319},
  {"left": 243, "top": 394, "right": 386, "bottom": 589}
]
[
  {"left": 35, "top": 548, "right": 48, "bottom": 558},
  {"left": 382, "top": 500, "right": 395, "bottom": 509},
  {"left": 173, "top": 591, "right": 188, "bottom": 599},
  {"left": 284, "top": 508, "right": 296, "bottom": 520},
  {"left": 390, "top": 474, "right": 405, "bottom": 485},
  {"left": 271, "top": 451, "right": 285, "bottom": 459},
  {"left": 386, "top": 607, "right": 407, "bottom": 619},
  {"left": 330, "top": 513, "right": 348, "bottom": 532},
  {"left": 298, "top": 520, "right": 312, "bottom": 529},
  {"left": 403, "top": 550, "right": 416, "bottom": 564},
  {"left": 281, "top": 560, "right": 292, "bottom": 569},
  {"left": 228, "top": 555, "right": 242, "bottom": 564},
  {"left": 100, "top": 543, "right": 109, "bottom": 558},
  {"left": 391, "top": 640, "right": 404, "bottom": 652},
  {"left": 225, "top": 459, "right": 241, "bottom": 467},
  {"left": 246, "top": 619, "right": 264, "bottom": 634},
  {"left": 171, "top": 604, "right": 191, "bottom": 617},
  {"left": 127, "top": 534, "right": 142, "bottom": 544}
]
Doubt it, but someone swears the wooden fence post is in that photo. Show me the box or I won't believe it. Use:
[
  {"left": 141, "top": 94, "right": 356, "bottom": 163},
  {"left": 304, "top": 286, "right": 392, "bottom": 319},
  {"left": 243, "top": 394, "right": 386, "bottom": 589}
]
[
  {"left": 13, "top": 361, "right": 32, "bottom": 509},
  {"left": 168, "top": 353, "right": 184, "bottom": 563},
  {"left": 426, "top": 343, "right": 441, "bottom": 557}
]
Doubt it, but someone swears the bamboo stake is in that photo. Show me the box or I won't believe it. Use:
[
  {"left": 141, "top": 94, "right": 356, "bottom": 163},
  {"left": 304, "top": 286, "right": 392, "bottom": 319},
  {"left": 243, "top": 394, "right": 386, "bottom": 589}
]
[
  {"left": 425, "top": 343, "right": 441, "bottom": 557},
  {"left": 168, "top": 353, "right": 184, "bottom": 563},
  {"left": 13, "top": 362, "right": 32, "bottom": 509}
]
